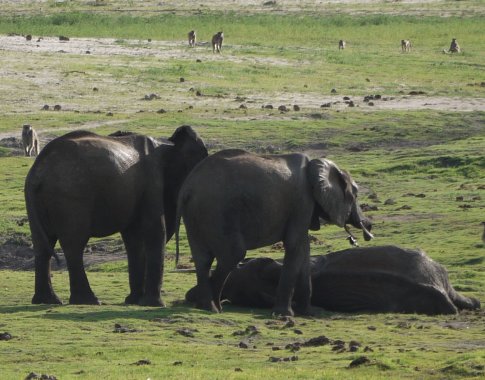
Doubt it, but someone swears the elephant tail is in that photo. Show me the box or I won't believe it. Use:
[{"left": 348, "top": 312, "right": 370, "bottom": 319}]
[
  {"left": 174, "top": 193, "right": 183, "bottom": 268},
  {"left": 24, "top": 172, "right": 61, "bottom": 266}
]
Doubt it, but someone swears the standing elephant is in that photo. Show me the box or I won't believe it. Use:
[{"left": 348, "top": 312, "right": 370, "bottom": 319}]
[
  {"left": 25, "top": 126, "right": 207, "bottom": 306},
  {"left": 176, "top": 149, "right": 373, "bottom": 316}
]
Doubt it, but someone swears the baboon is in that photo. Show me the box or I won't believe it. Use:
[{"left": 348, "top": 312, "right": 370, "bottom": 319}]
[
  {"left": 449, "top": 38, "right": 460, "bottom": 53},
  {"left": 401, "top": 39, "right": 411, "bottom": 52},
  {"left": 22, "top": 124, "right": 39, "bottom": 157},
  {"left": 188, "top": 30, "right": 196, "bottom": 47},
  {"left": 211, "top": 31, "right": 224, "bottom": 53},
  {"left": 338, "top": 40, "right": 346, "bottom": 50}
]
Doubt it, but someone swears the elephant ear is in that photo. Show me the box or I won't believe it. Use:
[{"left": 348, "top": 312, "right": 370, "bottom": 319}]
[{"left": 307, "top": 158, "right": 355, "bottom": 227}]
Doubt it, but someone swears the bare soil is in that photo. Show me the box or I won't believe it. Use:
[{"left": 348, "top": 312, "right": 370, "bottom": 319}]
[{"left": 1, "top": 35, "right": 484, "bottom": 115}]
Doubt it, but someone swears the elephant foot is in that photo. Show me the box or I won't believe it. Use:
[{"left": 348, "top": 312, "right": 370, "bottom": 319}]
[
  {"left": 69, "top": 293, "right": 101, "bottom": 305},
  {"left": 32, "top": 292, "right": 62, "bottom": 305},
  {"left": 272, "top": 305, "right": 294, "bottom": 317},
  {"left": 138, "top": 294, "right": 165, "bottom": 307},
  {"left": 124, "top": 293, "right": 142, "bottom": 305}
]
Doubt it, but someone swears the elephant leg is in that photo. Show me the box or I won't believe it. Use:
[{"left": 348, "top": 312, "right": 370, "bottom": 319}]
[
  {"left": 210, "top": 247, "right": 246, "bottom": 312},
  {"left": 121, "top": 227, "right": 145, "bottom": 305},
  {"left": 32, "top": 237, "right": 62, "bottom": 305},
  {"left": 59, "top": 237, "right": 99, "bottom": 305},
  {"left": 138, "top": 216, "right": 165, "bottom": 307},
  {"left": 293, "top": 252, "right": 313, "bottom": 316},
  {"left": 192, "top": 250, "right": 217, "bottom": 312},
  {"left": 273, "top": 235, "right": 310, "bottom": 317}
]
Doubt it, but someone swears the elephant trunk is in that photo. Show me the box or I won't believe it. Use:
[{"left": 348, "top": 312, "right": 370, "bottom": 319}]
[{"left": 346, "top": 202, "right": 373, "bottom": 242}]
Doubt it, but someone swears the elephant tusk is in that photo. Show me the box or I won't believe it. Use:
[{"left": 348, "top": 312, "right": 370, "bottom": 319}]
[
  {"left": 360, "top": 221, "right": 374, "bottom": 241},
  {"left": 344, "top": 225, "right": 359, "bottom": 246}
]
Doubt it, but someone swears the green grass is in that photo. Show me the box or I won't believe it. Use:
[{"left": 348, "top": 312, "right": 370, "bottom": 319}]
[{"left": 0, "top": 2, "right": 485, "bottom": 379}]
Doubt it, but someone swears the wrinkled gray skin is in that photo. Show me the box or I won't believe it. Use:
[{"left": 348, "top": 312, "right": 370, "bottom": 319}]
[
  {"left": 177, "top": 149, "right": 372, "bottom": 316},
  {"left": 25, "top": 126, "right": 207, "bottom": 306},
  {"left": 186, "top": 246, "right": 480, "bottom": 315},
  {"left": 22, "top": 124, "right": 40, "bottom": 157}
]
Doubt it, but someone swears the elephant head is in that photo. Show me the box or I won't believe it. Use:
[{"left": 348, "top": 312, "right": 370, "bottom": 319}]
[
  {"left": 307, "top": 158, "right": 373, "bottom": 241},
  {"left": 163, "top": 125, "right": 208, "bottom": 240}
]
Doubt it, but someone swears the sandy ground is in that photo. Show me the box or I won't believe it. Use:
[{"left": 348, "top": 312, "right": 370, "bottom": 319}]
[{"left": 1, "top": 35, "right": 484, "bottom": 116}]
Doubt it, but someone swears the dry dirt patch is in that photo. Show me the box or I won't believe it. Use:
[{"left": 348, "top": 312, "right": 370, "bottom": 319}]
[{"left": 2, "top": 34, "right": 484, "bottom": 115}]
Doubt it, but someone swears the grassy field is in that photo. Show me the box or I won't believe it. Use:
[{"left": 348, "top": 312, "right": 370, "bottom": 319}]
[{"left": 0, "top": 1, "right": 484, "bottom": 379}]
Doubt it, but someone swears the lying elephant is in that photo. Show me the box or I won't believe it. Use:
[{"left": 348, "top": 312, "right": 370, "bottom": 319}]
[
  {"left": 177, "top": 150, "right": 373, "bottom": 316},
  {"left": 25, "top": 126, "right": 207, "bottom": 306},
  {"left": 186, "top": 245, "right": 480, "bottom": 315}
]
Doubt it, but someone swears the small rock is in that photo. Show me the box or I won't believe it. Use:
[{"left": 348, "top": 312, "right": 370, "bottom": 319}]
[
  {"left": 293, "top": 104, "right": 300, "bottom": 111},
  {"left": 176, "top": 328, "right": 196, "bottom": 338},
  {"left": 180, "top": 77, "right": 185, "bottom": 82},
  {"left": 285, "top": 343, "right": 301, "bottom": 352},
  {"left": 132, "top": 359, "right": 151, "bottom": 366},
  {"left": 303, "top": 336, "right": 330, "bottom": 347},
  {"left": 349, "top": 356, "right": 370, "bottom": 368}
]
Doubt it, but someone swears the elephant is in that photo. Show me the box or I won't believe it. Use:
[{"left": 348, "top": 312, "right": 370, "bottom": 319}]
[
  {"left": 176, "top": 149, "right": 373, "bottom": 316},
  {"left": 25, "top": 126, "right": 208, "bottom": 306},
  {"left": 186, "top": 246, "right": 480, "bottom": 315}
]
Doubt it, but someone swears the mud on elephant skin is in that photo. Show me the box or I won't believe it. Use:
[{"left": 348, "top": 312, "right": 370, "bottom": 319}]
[
  {"left": 177, "top": 150, "right": 372, "bottom": 316},
  {"left": 186, "top": 245, "right": 480, "bottom": 315},
  {"left": 26, "top": 126, "right": 208, "bottom": 306}
]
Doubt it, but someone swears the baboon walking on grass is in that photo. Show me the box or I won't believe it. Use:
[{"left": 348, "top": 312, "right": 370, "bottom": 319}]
[
  {"left": 338, "top": 40, "right": 346, "bottom": 50},
  {"left": 212, "top": 31, "right": 224, "bottom": 53},
  {"left": 401, "top": 39, "right": 411, "bottom": 52},
  {"left": 188, "top": 30, "right": 196, "bottom": 47},
  {"left": 22, "top": 124, "right": 39, "bottom": 157}
]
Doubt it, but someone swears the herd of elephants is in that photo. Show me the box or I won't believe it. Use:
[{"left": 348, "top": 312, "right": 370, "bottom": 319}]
[{"left": 21, "top": 124, "right": 480, "bottom": 316}]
